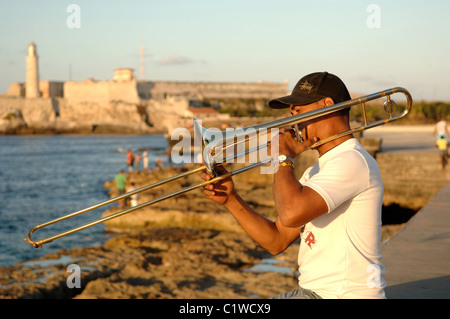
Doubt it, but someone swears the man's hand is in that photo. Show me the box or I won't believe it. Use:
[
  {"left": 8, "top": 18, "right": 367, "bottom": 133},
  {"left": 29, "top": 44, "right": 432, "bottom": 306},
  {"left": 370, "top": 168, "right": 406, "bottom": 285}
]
[
  {"left": 200, "top": 165, "right": 236, "bottom": 205},
  {"left": 270, "top": 127, "right": 318, "bottom": 159}
]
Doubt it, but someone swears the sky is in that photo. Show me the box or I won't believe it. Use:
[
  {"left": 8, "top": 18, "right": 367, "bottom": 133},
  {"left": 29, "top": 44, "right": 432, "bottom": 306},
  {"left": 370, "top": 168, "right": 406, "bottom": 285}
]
[{"left": 1, "top": 0, "right": 450, "bottom": 101}]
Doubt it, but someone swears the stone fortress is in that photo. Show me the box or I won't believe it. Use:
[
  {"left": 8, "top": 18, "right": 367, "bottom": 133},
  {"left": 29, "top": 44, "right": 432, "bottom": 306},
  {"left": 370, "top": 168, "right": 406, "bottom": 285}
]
[{"left": 0, "top": 42, "right": 289, "bottom": 134}]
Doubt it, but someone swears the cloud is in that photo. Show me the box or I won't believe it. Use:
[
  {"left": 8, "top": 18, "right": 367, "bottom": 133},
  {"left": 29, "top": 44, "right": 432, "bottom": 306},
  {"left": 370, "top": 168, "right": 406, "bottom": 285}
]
[{"left": 157, "top": 55, "right": 194, "bottom": 65}]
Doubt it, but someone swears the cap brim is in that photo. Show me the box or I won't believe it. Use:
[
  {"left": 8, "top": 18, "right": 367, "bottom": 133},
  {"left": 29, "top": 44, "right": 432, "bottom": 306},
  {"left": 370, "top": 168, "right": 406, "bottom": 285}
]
[{"left": 268, "top": 94, "right": 323, "bottom": 109}]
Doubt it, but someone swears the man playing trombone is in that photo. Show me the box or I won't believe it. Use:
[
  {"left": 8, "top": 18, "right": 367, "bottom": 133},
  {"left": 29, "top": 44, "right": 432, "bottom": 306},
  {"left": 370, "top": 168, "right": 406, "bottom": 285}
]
[{"left": 201, "top": 72, "right": 386, "bottom": 299}]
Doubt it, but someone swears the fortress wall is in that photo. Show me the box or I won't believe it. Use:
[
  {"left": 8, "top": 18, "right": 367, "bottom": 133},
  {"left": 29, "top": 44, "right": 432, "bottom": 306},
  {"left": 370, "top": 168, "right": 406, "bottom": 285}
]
[
  {"left": 107, "top": 80, "right": 140, "bottom": 104},
  {"left": 7, "top": 81, "right": 64, "bottom": 98},
  {"left": 139, "top": 81, "right": 289, "bottom": 100},
  {"left": 22, "top": 98, "right": 59, "bottom": 126},
  {"left": 0, "top": 96, "right": 59, "bottom": 132},
  {"left": 39, "top": 81, "right": 64, "bottom": 98},
  {"left": 64, "top": 79, "right": 288, "bottom": 104},
  {"left": 64, "top": 80, "right": 140, "bottom": 105},
  {"left": 64, "top": 81, "right": 110, "bottom": 104},
  {"left": 137, "top": 82, "right": 153, "bottom": 99},
  {"left": 145, "top": 96, "right": 193, "bottom": 132},
  {"left": 7, "top": 83, "right": 25, "bottom": 97},
  {"left": 0, "top": 96, "right": 58, "bottom": 119},
  {"left": 0, "top": 95, "right": 151, "bottom": 133},
  {"left": 2, "top": 78, "right": 289, "bottom": 134},
  {"left": 0, "top": 96, "right": 28, "bottom": 109}
]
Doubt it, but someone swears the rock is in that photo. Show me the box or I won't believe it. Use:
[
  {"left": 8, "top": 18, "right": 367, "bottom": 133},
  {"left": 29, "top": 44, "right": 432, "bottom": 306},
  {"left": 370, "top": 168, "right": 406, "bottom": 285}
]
[
  {"left": 1, "top": 145, "right": 420, "bottom": 299},
  {"left": 0, "top": 109, "right": 27, "bottom": 133},
  {"left": 74, "top": 229, "right": 299, "bottom": 299}
]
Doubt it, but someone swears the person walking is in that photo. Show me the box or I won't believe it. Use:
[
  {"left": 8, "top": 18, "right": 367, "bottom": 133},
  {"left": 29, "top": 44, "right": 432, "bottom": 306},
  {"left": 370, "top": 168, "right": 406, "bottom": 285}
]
[{"left": 436, "top": 136, "right": 448, "bottom": 169}]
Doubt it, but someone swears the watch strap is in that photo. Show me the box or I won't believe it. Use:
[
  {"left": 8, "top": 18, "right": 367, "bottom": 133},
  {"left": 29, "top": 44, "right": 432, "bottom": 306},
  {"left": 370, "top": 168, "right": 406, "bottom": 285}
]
[{"left": 278, "top": 155, "right": 294, "bottom": 163}]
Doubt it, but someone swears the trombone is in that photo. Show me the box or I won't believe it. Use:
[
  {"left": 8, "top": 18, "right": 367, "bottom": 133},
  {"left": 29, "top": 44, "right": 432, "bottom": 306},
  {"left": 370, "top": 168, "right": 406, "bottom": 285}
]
[{"left": 25, "top": 87, "right": 413, "bottom": 248}]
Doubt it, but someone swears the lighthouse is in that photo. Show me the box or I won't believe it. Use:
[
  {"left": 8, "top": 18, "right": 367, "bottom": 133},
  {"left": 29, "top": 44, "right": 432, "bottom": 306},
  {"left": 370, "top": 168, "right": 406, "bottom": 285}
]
[{"left": 26, "top": 42, "right": 40, "bottom": 98}]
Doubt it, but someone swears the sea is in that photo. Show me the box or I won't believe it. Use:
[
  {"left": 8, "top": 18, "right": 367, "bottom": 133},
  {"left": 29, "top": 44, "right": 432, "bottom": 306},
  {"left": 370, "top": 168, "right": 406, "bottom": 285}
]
[{"left": 0, "top": 134, "right": 169, "bottom": 268}]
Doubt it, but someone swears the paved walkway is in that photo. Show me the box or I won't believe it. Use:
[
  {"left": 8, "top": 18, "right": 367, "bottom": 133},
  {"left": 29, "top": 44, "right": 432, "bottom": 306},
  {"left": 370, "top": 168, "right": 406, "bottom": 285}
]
[
  {"left": 365, "top": 124, "right": 450, "bottom": 298},
  {"left": 363, "top": 124, "right": 437, "bottom": 154},
  {"left": 382, "top": 181, "right": 450, "bottom": 298}
]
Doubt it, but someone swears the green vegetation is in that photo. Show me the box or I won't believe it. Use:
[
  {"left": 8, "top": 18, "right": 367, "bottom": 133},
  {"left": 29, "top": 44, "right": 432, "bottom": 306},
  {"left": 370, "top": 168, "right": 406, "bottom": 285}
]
[
  {"left": 407, "top": 101, "right": 450, "bottom": 123},
  {"left": 206, "top": 98, "right": 288, "bottom": 118},
  {"left": 214, "top": 98, "right": 450, "bottom": 124},
  {"left": 350, "top": 101, "right": 450, "bottom": 124}
]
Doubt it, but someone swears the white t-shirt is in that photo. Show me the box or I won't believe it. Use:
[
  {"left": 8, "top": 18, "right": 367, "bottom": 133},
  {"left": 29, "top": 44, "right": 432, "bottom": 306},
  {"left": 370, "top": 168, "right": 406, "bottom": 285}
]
[
  {"left": 297, "top": 138, "right": 386, "bottom": 299},
  {"left": 435, "top": 120, "right": 448, "bottom": 137}
]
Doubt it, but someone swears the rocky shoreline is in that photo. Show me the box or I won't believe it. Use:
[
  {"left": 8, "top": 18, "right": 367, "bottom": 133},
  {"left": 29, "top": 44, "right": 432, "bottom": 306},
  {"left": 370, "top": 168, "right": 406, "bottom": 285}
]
[{"left": 0, "top": 155, "right": 407, "bottom": 299}]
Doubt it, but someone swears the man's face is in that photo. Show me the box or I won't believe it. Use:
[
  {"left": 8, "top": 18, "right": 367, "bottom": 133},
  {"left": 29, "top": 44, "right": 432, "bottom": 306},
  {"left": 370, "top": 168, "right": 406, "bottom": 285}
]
[
  {"left": 289, "top": 99, "right": 325, "bottom": 116},
  {"left": 288, "top": 100, "right": 325, "bottom": 141}
]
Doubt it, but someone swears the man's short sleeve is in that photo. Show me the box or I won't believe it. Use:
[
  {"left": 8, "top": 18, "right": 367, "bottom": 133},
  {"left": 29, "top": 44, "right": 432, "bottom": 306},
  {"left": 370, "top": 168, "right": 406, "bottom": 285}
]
[{"left": 302, "top": 151, "right": 369, "bottom": 212}]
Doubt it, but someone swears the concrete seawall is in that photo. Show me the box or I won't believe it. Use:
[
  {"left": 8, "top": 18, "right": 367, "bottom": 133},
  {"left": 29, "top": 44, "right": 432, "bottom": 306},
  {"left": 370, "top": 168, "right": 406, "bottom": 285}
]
[
  {"left": 377, "top": 152, "right": 450, "bottom": 210},
  {"left": 365, "top": 124, "right": 450, "bottom": 209}
]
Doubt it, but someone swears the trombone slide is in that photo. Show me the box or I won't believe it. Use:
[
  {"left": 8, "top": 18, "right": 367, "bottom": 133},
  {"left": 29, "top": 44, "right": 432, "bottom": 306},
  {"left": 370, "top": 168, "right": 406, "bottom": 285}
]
[{"left": 25, "top": 87, "right": 413, "bottom": 248}]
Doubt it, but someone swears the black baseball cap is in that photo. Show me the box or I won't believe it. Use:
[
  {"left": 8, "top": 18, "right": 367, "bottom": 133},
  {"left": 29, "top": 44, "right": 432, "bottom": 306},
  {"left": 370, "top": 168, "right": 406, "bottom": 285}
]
[{"left": 268, "top": 72, "right": 351, "bottom": 109}]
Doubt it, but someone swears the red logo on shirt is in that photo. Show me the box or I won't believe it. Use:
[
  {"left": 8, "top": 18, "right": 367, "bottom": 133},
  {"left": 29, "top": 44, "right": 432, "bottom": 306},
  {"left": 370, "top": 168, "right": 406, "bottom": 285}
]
[{"left": 303, "top": 231, "right": 316, "bottom": 249}]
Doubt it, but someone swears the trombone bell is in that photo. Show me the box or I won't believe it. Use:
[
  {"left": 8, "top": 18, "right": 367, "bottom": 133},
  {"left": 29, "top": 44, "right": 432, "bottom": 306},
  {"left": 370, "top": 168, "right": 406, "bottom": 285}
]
[{"left": 193, "top": 118, "right": 217, "bottom": 174}]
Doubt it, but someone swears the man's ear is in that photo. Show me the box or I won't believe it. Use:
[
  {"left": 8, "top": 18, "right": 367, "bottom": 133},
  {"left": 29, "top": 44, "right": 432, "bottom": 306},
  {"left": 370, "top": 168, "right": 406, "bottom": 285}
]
[{"left": 323, "top": 97, "right": 334, "bottom": 107}]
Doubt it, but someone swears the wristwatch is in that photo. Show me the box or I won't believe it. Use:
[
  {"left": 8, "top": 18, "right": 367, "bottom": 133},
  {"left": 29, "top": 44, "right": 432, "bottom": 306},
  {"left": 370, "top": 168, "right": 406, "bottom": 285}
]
[{"left": 277, "top": 155, "right": 294, "bottom": 163}]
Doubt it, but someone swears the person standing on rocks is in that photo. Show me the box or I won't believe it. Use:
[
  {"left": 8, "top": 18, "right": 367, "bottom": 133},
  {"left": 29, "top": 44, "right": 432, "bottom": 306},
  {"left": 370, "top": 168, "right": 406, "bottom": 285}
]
[
  {"left": 201, "top": 72, "right": 386, "bottom": 299},
  {"left": 143, "top": 151, "right": 149, "bottom": 171},
  {"left": 128, "top": 182, "right": 139, "bottom": 207},
  {"left": 134, "top": 152, "right": 142, "bottom": 172},
  {"left": 127, "top": 150, "right": 134, "bottom": 172},
  {"left": 114, "top": 170, "right": 127, "bottom": 208}
]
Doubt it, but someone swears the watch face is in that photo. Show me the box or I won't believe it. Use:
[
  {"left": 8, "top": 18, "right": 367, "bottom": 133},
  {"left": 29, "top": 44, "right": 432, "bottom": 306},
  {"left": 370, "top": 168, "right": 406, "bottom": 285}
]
[{"left": 279, "top": 155, "right": 287, "bottom": 161}]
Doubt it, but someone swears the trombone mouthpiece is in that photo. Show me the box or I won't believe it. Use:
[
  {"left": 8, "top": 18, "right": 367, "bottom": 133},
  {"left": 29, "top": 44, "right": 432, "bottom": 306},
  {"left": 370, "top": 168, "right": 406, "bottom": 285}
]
[{"left": 293, "top": 124, "right": 304, "bottom": 143}]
